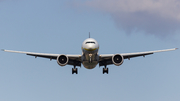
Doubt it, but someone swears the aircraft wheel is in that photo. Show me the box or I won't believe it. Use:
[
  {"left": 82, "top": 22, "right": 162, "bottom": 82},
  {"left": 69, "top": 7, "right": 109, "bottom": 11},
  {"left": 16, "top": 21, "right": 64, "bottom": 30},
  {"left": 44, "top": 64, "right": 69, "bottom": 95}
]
[
  {"left": 103, "top": 68, "right": 108, "bottom": 74},
  {"left": 72, "top": 68, "right": 78, "bottom": 74}
]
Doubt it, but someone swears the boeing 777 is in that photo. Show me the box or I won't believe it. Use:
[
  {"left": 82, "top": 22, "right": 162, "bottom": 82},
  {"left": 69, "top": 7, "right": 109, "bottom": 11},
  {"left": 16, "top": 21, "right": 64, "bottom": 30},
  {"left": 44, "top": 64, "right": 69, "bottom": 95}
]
[{"left": 2, "top": 37, "right": 178, "bottom": 74}]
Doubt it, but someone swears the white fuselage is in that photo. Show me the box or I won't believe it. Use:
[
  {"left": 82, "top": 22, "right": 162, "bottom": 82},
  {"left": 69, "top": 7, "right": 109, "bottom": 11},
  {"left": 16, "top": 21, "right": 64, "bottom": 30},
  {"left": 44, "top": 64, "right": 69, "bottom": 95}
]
[{"left": 81, "top": 38, "right": 99, "bottom": 69}]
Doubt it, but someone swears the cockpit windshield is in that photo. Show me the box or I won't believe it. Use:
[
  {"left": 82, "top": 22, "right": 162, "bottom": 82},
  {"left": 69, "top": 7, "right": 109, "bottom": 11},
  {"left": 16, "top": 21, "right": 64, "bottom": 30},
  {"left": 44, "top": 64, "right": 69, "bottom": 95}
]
[{"left": 85, "top": 42, "right": 95, "bottom": 44}]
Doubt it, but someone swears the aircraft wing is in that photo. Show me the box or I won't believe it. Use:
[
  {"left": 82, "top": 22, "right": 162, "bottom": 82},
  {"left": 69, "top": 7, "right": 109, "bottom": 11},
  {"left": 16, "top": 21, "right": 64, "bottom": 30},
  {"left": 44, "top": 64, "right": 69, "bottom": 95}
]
[
  {"left": 2, "top": 49, "right": 81, "bottom": 66},
  {"left": 99, "top": 48, "right": 178, "bottom": 66}
]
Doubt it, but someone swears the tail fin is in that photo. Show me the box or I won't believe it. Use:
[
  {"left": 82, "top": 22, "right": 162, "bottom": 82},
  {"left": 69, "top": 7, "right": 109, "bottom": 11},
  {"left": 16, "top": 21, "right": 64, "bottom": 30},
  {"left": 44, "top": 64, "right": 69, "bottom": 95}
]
[{"left": 89, "top": 32, "right": 90, "bottom": 38}]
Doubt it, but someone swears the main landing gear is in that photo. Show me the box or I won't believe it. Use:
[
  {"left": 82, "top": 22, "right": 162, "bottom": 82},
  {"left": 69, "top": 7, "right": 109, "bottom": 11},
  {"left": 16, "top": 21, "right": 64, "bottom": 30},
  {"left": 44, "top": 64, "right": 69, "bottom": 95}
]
[
  {"left": 103, "top": 65, "right": 108, "bottom": 74},
  {"left": 72, "top": 66, "right": 78, "bottom": 74}
]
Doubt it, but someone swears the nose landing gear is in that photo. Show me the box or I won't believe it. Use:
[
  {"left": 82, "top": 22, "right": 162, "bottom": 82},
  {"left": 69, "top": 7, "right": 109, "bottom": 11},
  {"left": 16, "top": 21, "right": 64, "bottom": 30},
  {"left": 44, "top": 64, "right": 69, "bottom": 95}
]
[{"left": 89, "top": 54, "right": 92, "bottom": 63}]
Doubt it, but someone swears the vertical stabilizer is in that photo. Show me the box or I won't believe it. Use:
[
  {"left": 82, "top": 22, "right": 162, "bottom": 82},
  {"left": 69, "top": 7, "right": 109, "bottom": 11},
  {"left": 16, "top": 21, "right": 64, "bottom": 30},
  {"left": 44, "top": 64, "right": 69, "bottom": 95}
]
[{"left": 89, "top": 32, "right": 90, "bottom": 38}]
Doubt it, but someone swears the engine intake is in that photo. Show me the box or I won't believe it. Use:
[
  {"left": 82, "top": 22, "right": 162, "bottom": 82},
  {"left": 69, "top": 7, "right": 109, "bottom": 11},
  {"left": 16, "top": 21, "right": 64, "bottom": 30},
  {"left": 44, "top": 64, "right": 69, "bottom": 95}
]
[
  {"left": 57, "top": 55, "right": 69, "bottom": 66},
  {"left": 112, "top": 54, "right": 124, "bottom": 66}
]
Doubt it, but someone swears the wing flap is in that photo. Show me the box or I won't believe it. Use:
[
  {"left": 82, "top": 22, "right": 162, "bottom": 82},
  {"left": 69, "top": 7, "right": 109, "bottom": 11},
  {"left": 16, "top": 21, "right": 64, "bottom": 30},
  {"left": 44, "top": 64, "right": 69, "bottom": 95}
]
[
  {"left": 27, "top": 54, "right": 57, "bottom": 59},
  {"left": 123, "top": 53, "right": 153, "bottom": 59}
]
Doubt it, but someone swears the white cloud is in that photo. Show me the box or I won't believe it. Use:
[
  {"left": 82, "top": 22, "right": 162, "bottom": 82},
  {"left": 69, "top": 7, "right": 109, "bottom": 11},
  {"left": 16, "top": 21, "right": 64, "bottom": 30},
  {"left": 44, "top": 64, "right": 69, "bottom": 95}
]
[{"left": 73, "top": 0, "right": 180, "bottom": 36}]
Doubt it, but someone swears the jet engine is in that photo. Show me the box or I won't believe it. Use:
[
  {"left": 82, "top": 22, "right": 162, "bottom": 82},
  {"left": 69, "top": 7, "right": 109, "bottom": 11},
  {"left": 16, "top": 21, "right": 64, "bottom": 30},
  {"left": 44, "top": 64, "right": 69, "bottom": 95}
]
[
  {"left": 57, "top": 55, "right": 69, "bottom": 66},
  {"left": 112, "top": 54, "right": 124, "bottom": 66}
]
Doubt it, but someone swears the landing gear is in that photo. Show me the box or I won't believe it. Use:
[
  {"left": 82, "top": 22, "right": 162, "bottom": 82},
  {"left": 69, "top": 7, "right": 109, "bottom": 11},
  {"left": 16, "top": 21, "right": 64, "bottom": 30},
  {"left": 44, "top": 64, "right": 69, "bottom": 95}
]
[
  {"left": 72, "top": 66, "right": 78, "bottom": 74},
  {"left": 89, "top": 54, "right": 92, "bottom": 63},
  {"left": 103, "top": 65, "right": 108, "bottom": 74}
]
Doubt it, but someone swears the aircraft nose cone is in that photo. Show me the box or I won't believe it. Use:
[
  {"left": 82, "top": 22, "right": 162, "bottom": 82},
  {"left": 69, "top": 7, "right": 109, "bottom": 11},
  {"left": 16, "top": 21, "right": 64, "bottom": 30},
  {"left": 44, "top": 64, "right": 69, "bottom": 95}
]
[
  {"left": 88, "top": 45, "right": 95, "bottom": 49},
  {"left": 85, "top": 44, "right": 97, "bottom": 51}
]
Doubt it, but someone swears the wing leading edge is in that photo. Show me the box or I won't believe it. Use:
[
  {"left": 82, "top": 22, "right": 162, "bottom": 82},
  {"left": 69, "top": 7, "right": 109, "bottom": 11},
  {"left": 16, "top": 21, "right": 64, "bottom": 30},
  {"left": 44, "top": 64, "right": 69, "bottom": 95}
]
[
  {"left": 2, "top": 49, "right": 59, "bottom": 59},
  {"left": 2, "top": 49, "right": 81, "bottom": 66},
  {"left": 99, "top": 48, "right": 178, "bottom": 66},
  {"left": 2, "top": 48, "right": 178, "bottom": 67},
  {"left": 121, "top": 48, "right": 178, "bottom": 59}
]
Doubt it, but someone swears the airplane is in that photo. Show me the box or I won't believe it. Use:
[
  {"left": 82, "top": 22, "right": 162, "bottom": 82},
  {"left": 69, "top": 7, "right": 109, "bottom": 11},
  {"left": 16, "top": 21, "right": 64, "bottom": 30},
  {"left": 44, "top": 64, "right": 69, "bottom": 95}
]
[{"left": 2, "top": 37, "right": 178, "bottom": 74}]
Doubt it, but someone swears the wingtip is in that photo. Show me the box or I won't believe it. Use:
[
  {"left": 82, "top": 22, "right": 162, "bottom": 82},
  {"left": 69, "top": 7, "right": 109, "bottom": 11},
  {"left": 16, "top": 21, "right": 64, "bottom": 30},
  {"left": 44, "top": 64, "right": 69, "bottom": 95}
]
[
  {"left": 175, "top": 48, "right": 178, "bottom": 50},
  {"left": 1, "top": 49, "right": 5, "bottom": 51}
]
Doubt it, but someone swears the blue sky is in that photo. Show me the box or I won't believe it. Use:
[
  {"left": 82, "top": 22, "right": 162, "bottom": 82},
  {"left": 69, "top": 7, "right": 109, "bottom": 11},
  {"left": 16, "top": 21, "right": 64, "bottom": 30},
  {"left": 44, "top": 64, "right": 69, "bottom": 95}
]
[{"left": 0, "top": 0, "right": 180, "bottom": 101}]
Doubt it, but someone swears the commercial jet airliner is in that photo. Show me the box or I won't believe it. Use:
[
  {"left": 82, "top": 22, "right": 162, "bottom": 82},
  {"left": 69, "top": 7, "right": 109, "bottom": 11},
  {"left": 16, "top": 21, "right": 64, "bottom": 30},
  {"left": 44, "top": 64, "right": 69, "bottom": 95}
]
[{"left": 2, "top": 37, "right": 177, "bottom": 74}]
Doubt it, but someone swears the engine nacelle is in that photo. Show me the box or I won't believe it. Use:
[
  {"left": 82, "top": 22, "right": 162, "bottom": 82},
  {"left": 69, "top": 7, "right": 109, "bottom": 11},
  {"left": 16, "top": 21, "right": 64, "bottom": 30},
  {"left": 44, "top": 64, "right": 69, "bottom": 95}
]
[
  {"left": 112, "top": 54, "right": 124, "bottom": 66},
  {"left": 57, "top": 55, "right": 69, "bottom": 66}
]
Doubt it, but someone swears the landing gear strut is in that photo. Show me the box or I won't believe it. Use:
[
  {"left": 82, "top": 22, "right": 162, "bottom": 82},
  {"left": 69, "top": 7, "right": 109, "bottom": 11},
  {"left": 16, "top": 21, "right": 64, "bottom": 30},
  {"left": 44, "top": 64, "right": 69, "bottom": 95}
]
[
  {"left": 89, "top": 54, "right": 92, "bottom": 63},
  {"left": 72, "top": 66, "right": 78, "bottom": 74},
  {"left": 103, "top": 65, "right": 108, "bottom": 74}
]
